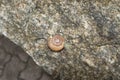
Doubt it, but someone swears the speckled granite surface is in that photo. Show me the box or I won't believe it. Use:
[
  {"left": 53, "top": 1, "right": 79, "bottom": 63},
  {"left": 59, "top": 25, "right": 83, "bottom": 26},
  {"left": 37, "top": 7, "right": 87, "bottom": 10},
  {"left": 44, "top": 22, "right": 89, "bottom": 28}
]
[
  {"left": 0, "top": 35, "right": 53, "bottom": 80},
  {"left": 0, "top": 0, "right": 120, "bottom": 80}
]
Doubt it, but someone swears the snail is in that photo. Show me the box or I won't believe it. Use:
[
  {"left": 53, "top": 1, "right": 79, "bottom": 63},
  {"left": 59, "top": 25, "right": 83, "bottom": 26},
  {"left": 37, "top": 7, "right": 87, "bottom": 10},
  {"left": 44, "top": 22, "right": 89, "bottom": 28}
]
[{"left": 48, "top": 35, "right": 64, "bottom": 51}]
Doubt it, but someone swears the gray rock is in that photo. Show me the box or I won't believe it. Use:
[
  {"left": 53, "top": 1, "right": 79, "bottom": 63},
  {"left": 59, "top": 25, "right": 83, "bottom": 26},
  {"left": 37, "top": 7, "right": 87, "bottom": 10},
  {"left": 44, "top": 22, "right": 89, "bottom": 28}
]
[
  {"left": 0, "top": 0, "right": 120, "bottom": 80},
  {"left": 0, "top": 35, "right": 53, "bottom": 80}
]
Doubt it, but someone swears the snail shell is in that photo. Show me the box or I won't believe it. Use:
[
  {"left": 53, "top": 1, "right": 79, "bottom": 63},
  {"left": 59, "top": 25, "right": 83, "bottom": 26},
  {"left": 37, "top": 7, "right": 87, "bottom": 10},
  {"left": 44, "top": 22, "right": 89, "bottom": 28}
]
[{"left": 48, "top": 35, "right": 64, "bottom": 51}]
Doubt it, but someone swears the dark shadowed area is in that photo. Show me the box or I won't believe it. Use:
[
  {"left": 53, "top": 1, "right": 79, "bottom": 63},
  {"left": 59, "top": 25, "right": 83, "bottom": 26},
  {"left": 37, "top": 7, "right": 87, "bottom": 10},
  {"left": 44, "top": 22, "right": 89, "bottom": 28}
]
[{"left": 0, "top": 34, "right": 53, "bottom": 80}]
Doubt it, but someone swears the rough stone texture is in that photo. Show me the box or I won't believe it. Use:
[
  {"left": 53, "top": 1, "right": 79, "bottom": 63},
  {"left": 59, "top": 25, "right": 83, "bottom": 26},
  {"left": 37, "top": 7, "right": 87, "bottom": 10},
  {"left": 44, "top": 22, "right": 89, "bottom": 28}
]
[
  {"left": 0, "top": 0, "right": 120, "bottom": 80},
  {"left": 0, "top": 35, "right": 53, "bottom": 80}
]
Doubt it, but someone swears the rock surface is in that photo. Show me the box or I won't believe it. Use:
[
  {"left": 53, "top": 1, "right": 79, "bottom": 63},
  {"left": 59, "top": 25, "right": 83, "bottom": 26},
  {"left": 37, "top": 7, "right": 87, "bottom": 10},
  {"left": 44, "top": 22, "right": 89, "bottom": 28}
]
[
  {"left": 0, "top": 35, "right": 53, "bottom": 80},
  {"left": 0, "top": 0, "right": 120, "bottom": 80}
]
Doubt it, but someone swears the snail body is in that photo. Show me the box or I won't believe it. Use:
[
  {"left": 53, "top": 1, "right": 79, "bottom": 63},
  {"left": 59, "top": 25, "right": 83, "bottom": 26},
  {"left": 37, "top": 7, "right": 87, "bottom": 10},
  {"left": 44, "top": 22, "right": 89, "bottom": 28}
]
[{"left": 48, "top": 35, "right": 64, "bottom": 51}]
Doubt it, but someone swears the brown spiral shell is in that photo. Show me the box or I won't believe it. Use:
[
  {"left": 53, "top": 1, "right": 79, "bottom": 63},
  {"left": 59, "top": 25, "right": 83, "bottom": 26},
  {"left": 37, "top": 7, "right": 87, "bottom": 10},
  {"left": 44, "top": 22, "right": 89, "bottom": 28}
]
[{"left": 48, "top": 35, "right": 64, "bottom": 51}]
